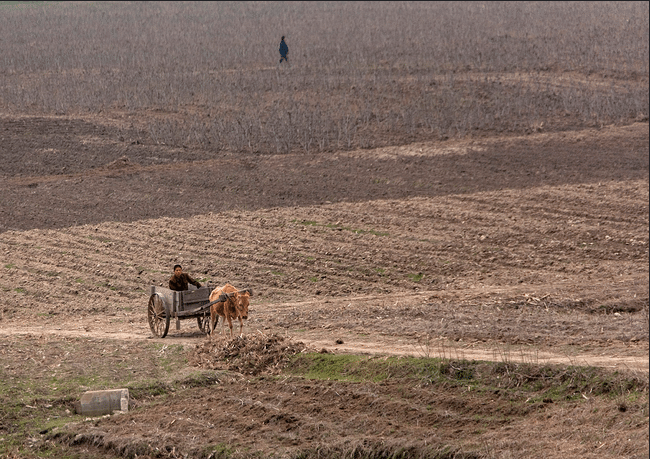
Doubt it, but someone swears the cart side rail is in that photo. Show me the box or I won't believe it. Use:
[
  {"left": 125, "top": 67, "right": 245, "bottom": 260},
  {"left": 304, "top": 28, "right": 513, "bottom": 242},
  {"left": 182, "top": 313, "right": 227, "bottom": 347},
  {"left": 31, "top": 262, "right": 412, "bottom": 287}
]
[
  {"left": 180, "top": 287, "right": 213, "bottom": 312},
  {"left": 149, "top": 286, "right": 178, "bottom": 313}
]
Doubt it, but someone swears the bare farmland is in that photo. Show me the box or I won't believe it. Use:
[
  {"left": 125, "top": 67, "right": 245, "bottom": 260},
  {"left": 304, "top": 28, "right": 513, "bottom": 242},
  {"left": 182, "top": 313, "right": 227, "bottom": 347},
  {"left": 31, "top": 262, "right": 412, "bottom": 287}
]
[{"left": 0, "top": 2, "right": 648, "bottom": 458}]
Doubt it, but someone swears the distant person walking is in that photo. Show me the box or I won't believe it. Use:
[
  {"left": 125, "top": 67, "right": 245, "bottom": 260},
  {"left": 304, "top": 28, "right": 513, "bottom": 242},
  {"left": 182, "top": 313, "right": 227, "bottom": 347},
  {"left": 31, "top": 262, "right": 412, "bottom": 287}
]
[{"left": 279, "top": 35, "right": 289, "bottom": 63}]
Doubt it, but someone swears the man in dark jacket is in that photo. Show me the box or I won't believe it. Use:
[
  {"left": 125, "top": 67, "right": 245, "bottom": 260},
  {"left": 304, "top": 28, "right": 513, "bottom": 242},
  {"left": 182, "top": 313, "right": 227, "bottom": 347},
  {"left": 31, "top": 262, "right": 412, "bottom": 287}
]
[
  {"left": 279, "top": 35, "right": 288, "bottom": 63},
  {"left": 169, "top": 264, "right": 202, "bottom": 291}
]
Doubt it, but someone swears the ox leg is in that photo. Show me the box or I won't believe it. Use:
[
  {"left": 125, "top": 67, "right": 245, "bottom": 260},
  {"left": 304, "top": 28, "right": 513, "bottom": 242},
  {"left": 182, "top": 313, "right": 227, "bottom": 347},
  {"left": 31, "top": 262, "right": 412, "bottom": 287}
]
[
  {"left": 209, "top": 309, "right": 218, "bottom": 338},
  {"left": 226, "top": 315, "right": 234, "bottom": 338}
]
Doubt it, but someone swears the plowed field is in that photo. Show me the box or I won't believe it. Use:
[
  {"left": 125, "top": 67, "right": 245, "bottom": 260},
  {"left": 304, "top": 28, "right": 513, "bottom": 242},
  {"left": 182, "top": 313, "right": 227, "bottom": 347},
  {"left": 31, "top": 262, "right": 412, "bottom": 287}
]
[{"left": 0, "top": 116, "right": 648, "bottom": 458}]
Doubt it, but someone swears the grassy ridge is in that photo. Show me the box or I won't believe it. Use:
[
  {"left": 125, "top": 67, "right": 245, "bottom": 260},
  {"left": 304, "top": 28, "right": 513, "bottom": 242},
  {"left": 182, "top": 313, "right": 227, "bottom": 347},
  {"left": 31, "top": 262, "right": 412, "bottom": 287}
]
[
  {"left": 0, "top": 335, "right": 646, "bottom": 458},
  {"left": 288, "top": 353, "right": 648, "bottom": 406}
]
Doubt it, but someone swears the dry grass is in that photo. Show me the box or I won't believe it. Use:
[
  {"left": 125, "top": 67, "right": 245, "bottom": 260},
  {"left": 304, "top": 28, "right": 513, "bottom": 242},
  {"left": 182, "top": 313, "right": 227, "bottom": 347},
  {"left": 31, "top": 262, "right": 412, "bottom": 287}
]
[{"left": 0, "top": 1, "right": 647, "bottom": 153}]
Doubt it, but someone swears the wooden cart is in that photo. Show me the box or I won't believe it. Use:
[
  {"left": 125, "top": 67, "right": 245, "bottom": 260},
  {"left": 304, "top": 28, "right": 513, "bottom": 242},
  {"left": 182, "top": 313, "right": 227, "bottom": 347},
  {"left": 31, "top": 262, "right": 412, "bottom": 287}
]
[{"left": 147, "top": 285, "right": 215, "bottom": 338}]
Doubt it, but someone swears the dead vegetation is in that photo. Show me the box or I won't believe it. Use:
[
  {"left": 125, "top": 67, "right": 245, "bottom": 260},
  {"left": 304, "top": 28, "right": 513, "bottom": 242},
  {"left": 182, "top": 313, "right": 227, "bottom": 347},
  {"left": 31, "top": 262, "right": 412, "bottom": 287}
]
[
  {"left": 189, "top": 334, "right": 309, "bottom": 375},
  {"left": 0, "top": 2, "right": 647, "bottom": 154}
]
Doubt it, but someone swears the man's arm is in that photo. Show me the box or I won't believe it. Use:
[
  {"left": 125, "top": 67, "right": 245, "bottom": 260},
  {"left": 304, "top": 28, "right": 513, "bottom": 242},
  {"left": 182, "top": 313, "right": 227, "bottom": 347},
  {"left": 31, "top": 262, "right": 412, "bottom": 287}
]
[{"left": 187, "top": 274, "right": 202, "bottom": 288}]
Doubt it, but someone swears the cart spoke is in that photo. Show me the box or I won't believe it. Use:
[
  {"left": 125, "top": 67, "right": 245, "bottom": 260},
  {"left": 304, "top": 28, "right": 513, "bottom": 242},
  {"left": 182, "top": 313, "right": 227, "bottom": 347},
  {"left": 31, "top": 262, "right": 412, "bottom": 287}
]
[
  {"left": 197, "top": 314, "right": 211, "bottom": 334},
  {"left": 147, "top": 294, "right": 170, "bottom": 338}
]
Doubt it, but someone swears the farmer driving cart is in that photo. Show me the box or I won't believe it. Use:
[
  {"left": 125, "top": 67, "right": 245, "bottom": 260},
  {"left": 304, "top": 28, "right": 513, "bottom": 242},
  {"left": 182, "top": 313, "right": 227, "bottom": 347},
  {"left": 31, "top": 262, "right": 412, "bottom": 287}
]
[
  {"left": 150, "top": 267, "right": 251, "bottom": 339},
  {"left": 168, "top": 264, "right": 202, "bottom": 291}
]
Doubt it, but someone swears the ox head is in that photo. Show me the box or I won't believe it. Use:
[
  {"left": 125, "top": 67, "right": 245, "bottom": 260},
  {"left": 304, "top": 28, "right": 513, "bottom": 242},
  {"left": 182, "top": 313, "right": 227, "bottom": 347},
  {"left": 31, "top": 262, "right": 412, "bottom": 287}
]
[{"left": 237, "top": 292, "right": 250, "bottom": 320}]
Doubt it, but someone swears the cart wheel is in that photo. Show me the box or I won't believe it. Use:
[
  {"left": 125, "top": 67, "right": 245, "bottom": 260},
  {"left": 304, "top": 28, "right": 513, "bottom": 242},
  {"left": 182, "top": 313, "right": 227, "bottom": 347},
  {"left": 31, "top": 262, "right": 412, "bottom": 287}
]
[
  {"left": 197, "top": 314, "right": 211, "bottom": 334},
  {"left": 148, "top": 294, "right": 170, "bottom": 338}
]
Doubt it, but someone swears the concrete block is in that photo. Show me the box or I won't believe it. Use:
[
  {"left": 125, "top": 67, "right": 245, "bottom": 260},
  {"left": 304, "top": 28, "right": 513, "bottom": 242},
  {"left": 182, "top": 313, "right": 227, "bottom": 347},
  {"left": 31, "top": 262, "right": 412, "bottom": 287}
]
[{"left": 75, "top": 389, "right": 129, "bottom": 416}]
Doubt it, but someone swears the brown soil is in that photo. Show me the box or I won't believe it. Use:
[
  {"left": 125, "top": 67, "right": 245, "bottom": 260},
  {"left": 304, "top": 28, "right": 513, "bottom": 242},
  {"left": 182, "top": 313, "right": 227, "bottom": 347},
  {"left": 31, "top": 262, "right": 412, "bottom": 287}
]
[{"left": 0, "top": 115, "right": 647, "bottom": 458}]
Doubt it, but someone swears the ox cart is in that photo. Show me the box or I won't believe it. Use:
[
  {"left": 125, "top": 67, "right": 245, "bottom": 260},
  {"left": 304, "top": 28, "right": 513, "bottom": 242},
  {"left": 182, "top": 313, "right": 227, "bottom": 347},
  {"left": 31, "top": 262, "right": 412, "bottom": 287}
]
[
  {"left": 147, "top": 285, "right": 215, "bottom": 338},
  {"left": 147, "top": 284, "right": 251, "bottom": 338}
]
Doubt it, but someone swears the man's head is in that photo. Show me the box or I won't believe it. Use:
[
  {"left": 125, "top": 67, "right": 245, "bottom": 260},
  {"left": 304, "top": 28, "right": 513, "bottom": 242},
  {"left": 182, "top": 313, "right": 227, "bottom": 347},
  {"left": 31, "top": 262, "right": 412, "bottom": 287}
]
[
  {"left": 281, "top": 35, "right": 285, "bottom": 40},
  {"left": 173, "top": 264, "right": 183, "bottom": 277}
]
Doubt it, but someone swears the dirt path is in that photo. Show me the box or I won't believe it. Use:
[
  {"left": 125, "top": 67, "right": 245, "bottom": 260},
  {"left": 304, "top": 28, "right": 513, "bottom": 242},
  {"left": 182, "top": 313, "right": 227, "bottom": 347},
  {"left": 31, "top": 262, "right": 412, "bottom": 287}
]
[
  {"left": 0, "top": 325, "right": 645, "bottom": 372},
  {"left": 1, "top": 292, "right": 646, "bottom": 372}
]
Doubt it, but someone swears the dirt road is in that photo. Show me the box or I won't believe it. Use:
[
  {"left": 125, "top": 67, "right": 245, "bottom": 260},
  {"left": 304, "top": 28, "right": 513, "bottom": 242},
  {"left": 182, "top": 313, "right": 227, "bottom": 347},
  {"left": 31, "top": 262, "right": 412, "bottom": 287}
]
[{"left": 0, "top": 287, "right": 647, "bottom": 373}]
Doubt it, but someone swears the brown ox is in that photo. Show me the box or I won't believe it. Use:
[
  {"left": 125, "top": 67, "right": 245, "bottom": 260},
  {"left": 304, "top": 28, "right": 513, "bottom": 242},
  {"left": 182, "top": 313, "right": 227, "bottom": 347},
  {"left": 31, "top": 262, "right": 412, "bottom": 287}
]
[{"left": 208, "top": 283, "right": 251, "bottom": 338}]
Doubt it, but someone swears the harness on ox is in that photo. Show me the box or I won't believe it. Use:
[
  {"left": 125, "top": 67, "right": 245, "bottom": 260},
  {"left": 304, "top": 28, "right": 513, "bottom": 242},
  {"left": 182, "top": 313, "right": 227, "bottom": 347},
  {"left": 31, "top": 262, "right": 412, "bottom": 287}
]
[
  {"left": 205, "top": 288, "right": 253, "bottom": 309},
  {"left": 205, "top": 291, "right": 236, "bottom": 309}
]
